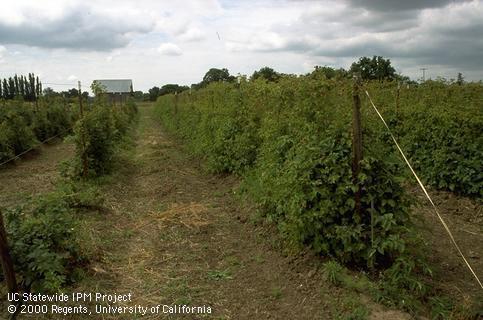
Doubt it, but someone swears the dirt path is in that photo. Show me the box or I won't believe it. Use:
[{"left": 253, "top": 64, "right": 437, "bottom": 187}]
[{"left": 70, "top": 104, "right": 402, "bottom": 320}]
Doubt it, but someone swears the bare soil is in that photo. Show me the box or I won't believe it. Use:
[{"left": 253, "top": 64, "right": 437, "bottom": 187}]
[{"left": 410, "top": 187, "right": 483, "bottom": 302}]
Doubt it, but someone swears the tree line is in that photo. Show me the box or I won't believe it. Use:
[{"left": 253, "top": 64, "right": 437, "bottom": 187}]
[
  {"left": 6, "top": 56, "right": 457, "bottom": 103},
  {"left": 0, "top": 73, "right": 42, "bottom": 101},
  {"left": 43, "top": 87, "right": 89, "bottom": 101},
  {"left": 144, "top": 56, "right": 415, "bottom": 101}
]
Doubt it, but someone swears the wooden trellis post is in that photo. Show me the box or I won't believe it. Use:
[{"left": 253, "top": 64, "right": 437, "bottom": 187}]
[
  {"left": 352, "top": 75, "right": 363, "bottom": 216},
  {"left": 78, "top": 81, "right": 88, "bottom": 178}
]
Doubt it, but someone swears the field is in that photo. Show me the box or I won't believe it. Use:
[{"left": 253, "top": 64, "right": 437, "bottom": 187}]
[{"left": 0, "top": 79, "right": 482, "bottom": 319}]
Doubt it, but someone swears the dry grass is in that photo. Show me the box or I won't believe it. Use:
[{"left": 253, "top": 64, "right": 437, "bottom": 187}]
[{"left": 150, "top": 202, "right": 211, "bottom": 229}]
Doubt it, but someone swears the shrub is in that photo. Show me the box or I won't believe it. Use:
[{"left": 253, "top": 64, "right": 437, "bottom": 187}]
[
  {"left": 70, "top": 100, "right": 137, "bottom": 178},
  {"left": 154, "top": 77, "right": 481, "bottom": 314},
  {"left": 0, "top": 99, "right": 74, "bottom": 163},
  {"left": 0, "top": 103, "right": 37, "bottom": 156},
  {"left": 365, "top": 81, "right": 483, "bottom": 197},
  {"left": 3, "top": 193, "right": 86, "bottom": 292},
  {"left": 156, "top": 78, "right": 413, "bottom": 268},
  {"left": 32, "top": 103, "right": 73, "bottom": 141}
]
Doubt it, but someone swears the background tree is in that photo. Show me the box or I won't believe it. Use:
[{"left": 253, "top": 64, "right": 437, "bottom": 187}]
[
  {"left": 132, "top": 90, "right": 144, "bottom": 101},
  {"left": 28, "top": 73, "right": 36, "bottom": 101},
  {"left": 350, "top": 56, "right": 396, "bottom": 81},
  {"left": 36, "top": 76, "right": 42, "bottom": 98},
  {"left": 159, "top": 84, "right": 189, "bottom": 96},
  {"left": 8, "top": 78, "right": 15, "bottom": 99},
  {"left": 309, "top": 66, "right": 349, "bottom": 80},
  {"left": 43, "top": 87, "right": 56, "bottom": 97},
  {"left": 90, "top": 80, "right": 107, "bottom": 97},
  {"left": 14, "top": 74, "right": 19, "bottom": 97},
  {"left": 251, "top": 67, "right": 280, "bottom": 82},
  {"left": 66, "top": 88, "right": 79, "bottom": 99},
  {"left": 148, "top": 86, "right": 161, "bottom": 101},
  {"left": 202, "top": 68, "right": 235, "bottom": 85},
  {"left": 456, "top": 72, "right": 464, "bottom": 85},
  {"left": 19, "top": 76, "right": 25, "bottom": 97},
  {"left": 190, "top": 82, "right": 203, "bottom": 90}
]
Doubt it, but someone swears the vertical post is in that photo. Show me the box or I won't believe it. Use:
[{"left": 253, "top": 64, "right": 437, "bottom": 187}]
[
  {"left": 78, "top": 81, "right": 88, "bottom": 178},
  {"left": 0, "top": 210, "right": 18, "bottom": 293},
  {"left": 352, "top": 75, "right": 363, "bottom": 217}
]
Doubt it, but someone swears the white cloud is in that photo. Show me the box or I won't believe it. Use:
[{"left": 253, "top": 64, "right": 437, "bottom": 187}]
[
  {"left": 0, "top": 45, "right": 6, "bottom": 63},
  {"left": 157, "top": 43, "right": 183, "bottom": 56},
  {"left": 179, "top": 27, "right": 205, "bottom": 42},
  {"left": 106, "top": 51, "right": 121, "bottom": 62},
  {"left": 0, "top": 1, "right": 154, "bottom": 50},
  {"left": 0, "top": 0, "right": 482, "bottom": 90},
  {"left": 67, "top": 75, "right": 77, "bottom": 81}
]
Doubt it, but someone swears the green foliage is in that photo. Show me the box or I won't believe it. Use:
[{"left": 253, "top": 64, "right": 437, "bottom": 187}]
[
  {"left": 251, "top": 67, "right": 280, "bottom": 82},
  {"left": 3, "top": 192, "right": 86, "bottom": 292},
  {"left": 154, "top": 76, "right": 482, "bottom": 316},
  {"left": 429, "top": 296, "right": 454, "bottom": 319},
  {"left": 0, "top": 123, "right": 15, "bottom": 160},
  {"left": 155, "top": 81, "right": 262, "bottom": 174},
  {"left": 324, "top": 261, "right": 344, "bottom": 285},
  {"left": 73, "top": 106, "right": 116, "bottom": 176},
  {"left": 0, "top": 102, "right": 37, "bottom": 157},
  {"left": 148, "top": 86, "right": 161, "bottom": 101},
  {"left": 70, "top": 99, "right": 137, "bottom": 178},
  {"left": 376, "top": 251, "right": 433, "bottom": 313},
  {"left": 335, "top": 299, "right": 369, "bottom": 320},
  {"left": 365, "top": 80, "right": 483, "bottom": 197},
  {"left": 160, "top": 84, "right": 190, "bottom": 96},
  {"left": 309, "top": 66, "right": 349, "bottom": 80},
  {"left": 32, "top": 103, "right": 74, "bottom": 141},
  {"left": 456, "top": 72, "right": 464, "bottom": 86},
  {"left": 401, "top": 110, "right": 481, "bottom": 196},
  {"left": 350, "top": 56, "right": 396, "bottom": 81},
  {"left": 203, "top": 68, "right": 236, "bottom": 84},
  {"left": 1, "top": 73, "right": 42, "bottom": 101},
  {"left": 0, "top": 99, "right": 74, "bottom": 163},
  {"left": 90, "top": 80, "right": 107, "bottom": 96},
  {"left": 207, "top": 269, "right": 233, "bottom": 281},
  {"left": 156, "top": 77, "right": 413, "bottom": 268}
]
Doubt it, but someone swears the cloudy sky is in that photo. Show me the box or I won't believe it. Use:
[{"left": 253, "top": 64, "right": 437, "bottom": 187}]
[{"left": 0, "top": 0, "right": 482, "bottom": 92}]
